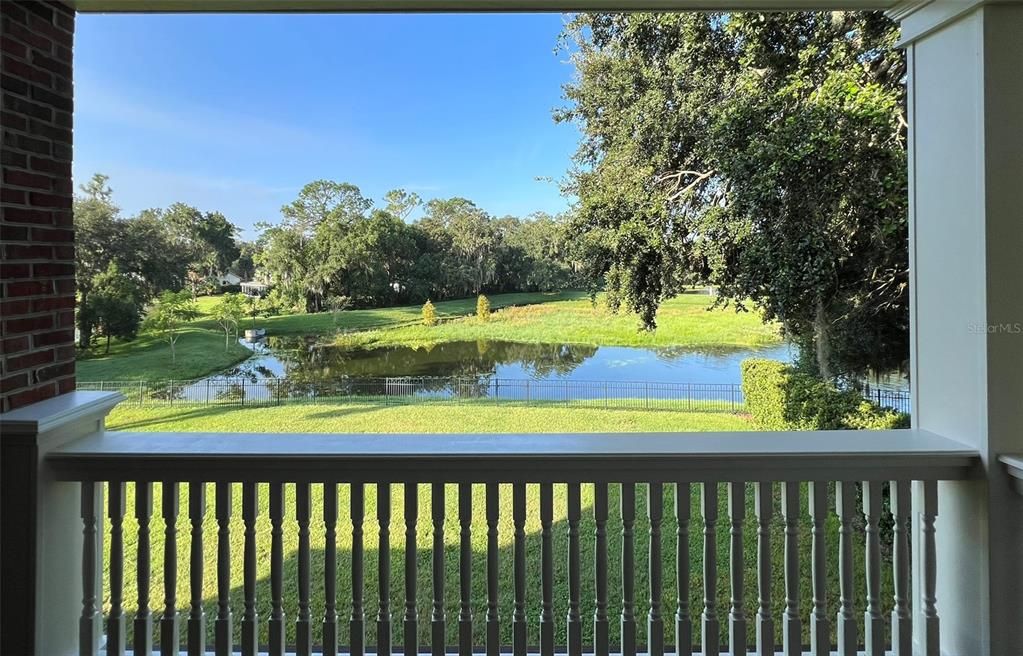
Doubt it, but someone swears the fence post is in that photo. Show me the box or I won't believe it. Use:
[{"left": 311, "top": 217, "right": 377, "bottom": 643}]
[
  {"left": 645, "top": 382, "right": 649, "bottom": 410},
  {"left": 206, "top": 379, "right": 211, "bottom": 406},
  {"left": 604, "top": 382, "right": 608, "bottom": 409},
  {"left": 525, "top": 380, "right": 530, "bottom": 406},
  {"left": 139, "top": 380, "right": 144, "bottom": 407}
]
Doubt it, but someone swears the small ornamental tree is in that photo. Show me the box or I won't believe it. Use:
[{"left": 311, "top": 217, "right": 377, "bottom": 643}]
[
  {"left": 476, "top": 294, "right": 491, "bottom": 322},
  {"left": 143, "top": 290, "right": 199, "bottom": 363},
  {"left": 211, "top": 293, "right": 247, "bottom": 351},
  {"left": 422, "top": 300, "right": 437, "bottom": 326}
]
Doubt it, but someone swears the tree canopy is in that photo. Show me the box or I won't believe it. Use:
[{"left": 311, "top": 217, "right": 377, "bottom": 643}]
[{"left": 557, "top": 11, "right": 908, "bottom": 378}]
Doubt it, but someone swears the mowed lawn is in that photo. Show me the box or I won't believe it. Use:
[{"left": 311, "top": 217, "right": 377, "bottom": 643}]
[
  {"left": 337, "top": 292, "right": 781, "bottom": 351},
  {"left": 77, "top": 325, "right": 253, "bottom": 382},
  {"left": 104, "top": 405, "right": 889, "bottom": 650},
  {"left": 260, "top": 291, "right": 585, "bottom": 337}
]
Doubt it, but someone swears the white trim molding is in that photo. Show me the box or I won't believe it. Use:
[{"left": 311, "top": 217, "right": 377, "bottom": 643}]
[{"left": 72, "top": 0, "right": 898, "bottom": 12}]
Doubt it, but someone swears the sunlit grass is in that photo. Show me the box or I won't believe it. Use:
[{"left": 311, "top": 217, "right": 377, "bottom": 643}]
[{"left": 332, "top": 292, "right": 781, "bottom": 351}]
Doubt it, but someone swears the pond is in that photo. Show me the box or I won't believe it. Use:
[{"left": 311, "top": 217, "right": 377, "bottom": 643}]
[
  {"left": 218, "top": 337, "right": 796, "bottom": 386},
  {"left": 148, "top": 336, "right": 907, "bottom": 409}
]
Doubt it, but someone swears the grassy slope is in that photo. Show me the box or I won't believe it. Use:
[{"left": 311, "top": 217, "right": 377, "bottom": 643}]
[
  {"left": 261, "top": 291, "right": 584, "bottom": 337},
  {"left": 333, "top": 292, "right": 781, "bottom": 350},
  {"left": 104, "top": 405, "right": 885, "bottom": 650},
  {"left": 76, "top": 325, "right": 252, "bottom": 381}
]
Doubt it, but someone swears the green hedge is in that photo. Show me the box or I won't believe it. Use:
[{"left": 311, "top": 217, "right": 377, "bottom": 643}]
[{"left": 741, "top": 358, "right": 909, "bottom": 430}]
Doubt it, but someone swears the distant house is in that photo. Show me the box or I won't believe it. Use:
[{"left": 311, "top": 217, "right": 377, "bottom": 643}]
[
  {"left": 240, "top": 281, "right": 270, "bottom": 297},
  {"left": 213, "top": 272, "right": 242, "bottom": 288}
]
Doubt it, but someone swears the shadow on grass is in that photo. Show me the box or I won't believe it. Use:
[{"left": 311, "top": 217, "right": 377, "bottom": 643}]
[
  {"left": 108, "top": 403, "right": 389, "bottom": 431},
  {"left": 115, "top": 483, "right": 884, "bottom": 655}
]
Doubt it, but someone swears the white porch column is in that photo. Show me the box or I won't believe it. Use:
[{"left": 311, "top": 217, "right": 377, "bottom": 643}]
[
  {"left": 0, "top": 391, "right": 123, "bottom": 656},
  {"left": 893, "top": 1, "right": 1023, "bottom": 654}
]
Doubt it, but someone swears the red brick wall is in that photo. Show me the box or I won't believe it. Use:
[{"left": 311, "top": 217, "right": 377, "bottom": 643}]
[{"left": 1, "top": 1, "right": 75, "bottom": 412}]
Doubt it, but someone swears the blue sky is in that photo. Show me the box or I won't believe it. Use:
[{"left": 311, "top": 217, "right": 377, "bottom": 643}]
[{"left": 73, "top": 13, "right": 580, "bottom": 239}]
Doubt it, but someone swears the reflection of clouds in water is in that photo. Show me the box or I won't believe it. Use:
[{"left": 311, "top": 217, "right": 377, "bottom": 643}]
[{"left": 604, "top": 358, "right": 648, "bottom": 368}]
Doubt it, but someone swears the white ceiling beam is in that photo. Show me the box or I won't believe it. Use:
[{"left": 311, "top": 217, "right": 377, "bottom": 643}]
[{"left": 72, "top": 0, "right": 899, "bottom": 13}]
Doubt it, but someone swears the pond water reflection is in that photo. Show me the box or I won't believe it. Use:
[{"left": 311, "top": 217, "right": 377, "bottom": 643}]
[{"left": 214, "top": 336, "right": 796, "bottom": 386}]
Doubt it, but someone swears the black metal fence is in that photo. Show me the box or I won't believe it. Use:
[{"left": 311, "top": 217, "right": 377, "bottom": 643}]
[
  {"left": 79, "top": 376, "right": 911, "bottom": 415},
  {"left": 861, "top": 387, "right": 912, "bottom": 414},
  {"left": 78, "top": 377, "right": 747, "bottom": 413}
]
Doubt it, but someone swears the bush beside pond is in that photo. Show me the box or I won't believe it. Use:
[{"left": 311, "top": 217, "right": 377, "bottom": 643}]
[{"left": 741, "top": 358, "right": 909, "bottom": 430}]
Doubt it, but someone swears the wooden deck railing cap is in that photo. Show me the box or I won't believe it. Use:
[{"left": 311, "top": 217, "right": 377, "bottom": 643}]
[
  {"left": 47, "top": 427, "right": 980, "bottom": 483},
  {"left": 0, "top": 391, "right": 123, "bottom": 440}
]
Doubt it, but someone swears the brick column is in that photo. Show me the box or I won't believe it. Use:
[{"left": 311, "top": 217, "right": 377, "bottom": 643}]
[{"left": 1, "top": 1, "right": 76, "bottom": 413}]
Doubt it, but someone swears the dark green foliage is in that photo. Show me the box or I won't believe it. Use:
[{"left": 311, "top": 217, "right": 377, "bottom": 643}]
[
  {"left": 256, "top": 183, "right": 587, "bottom": 314},
  {"left": 559, "top": 12, "right": 909, "bottom": 378},
  {"left": 739, "top": 359, "right": 790, "bottom": 430},
  {"left": 741, "top": 358, "right": 908, "bottom": 430}
]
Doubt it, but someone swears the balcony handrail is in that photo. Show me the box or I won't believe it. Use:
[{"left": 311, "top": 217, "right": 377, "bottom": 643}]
[{"left": 47, "top": 428, "right": 978, "bottom": 483}]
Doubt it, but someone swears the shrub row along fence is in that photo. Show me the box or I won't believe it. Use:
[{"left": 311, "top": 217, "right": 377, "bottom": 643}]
[{"left": 78, "top": 377, "right": 912, "bottom": 414}]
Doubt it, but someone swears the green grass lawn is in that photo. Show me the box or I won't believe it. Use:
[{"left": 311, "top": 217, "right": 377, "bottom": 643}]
[
  {"left": 106, "top": 400, "right": 752, "bottom": 433},
  {"left": 331, "top": 292, "right": 780, "bottom": 351},
  {"left": 103, "top": 404, "right": 887, "bottom": 651},
  {"left": 258, "top": 291, "right": 585, "bottom": 337},
  {"left": 77, "top": 325, "right": 252, "bottom": 382}
]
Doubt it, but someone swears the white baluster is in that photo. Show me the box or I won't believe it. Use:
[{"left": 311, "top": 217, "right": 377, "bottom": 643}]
[
  {"left": 431, "top": 483, "right": 445, "bottom": 656},
  {"left": 80, "top": 481, "right": 100, "bottom": 656},
  {"left": 648, "top": 482, "right": 664, "bottom": 656},
  {"left": 458, "top": 483, "right": 472, "bottom": 656},
  {"left": 621, "top": 483, "right": 637, "bottom": 656},
  {"left": 862, "top": 481, "right": 884, "bottom": 656},
  {"left": 403, "top": 482, "right": 417, "bottom": 656},
  {"left": 594, "top": 482, "right": 610, "bottom": 656},
  {"left": 780, "top": 482, "right": 801, "bottom": 656},
  {"left": 241, "top": 483, "right": 259, "bottom": 656},
  {"left": 187, "top": 482, "right": 206, "bottom": 656},
  {"left": 134, "top": 482, "right": 154, "bottom": 656},
  {"left": 920, "top": 480, "right": 940, "bottom": 656},
  {"left": 701, "top": 482, "right": 719, "bottom": 656},
  {"left": 107, "top": 481, "right": 126, "bottom": 656},
  {"left": 160, "top": 482, "right": 180, "bottom": 656},
  {"left": 568, "top": 483, "right": 583, "bottom": 656},
  {"left": 486, "top": 482, "right": 500, "bottom": 656},
  {"left": 541, "top": 482, "right": 556, "bottom": 656},
  {"left": 324, "top": 483, "right": 338, "bottom": 656},
  {"left": 808, "top": 482, "right": 829, "bottom": 656},
  {"left": 754, "top": 482, "right": 774, "bottom": 656},
  {"left": 378, "top": 483, "right": 393, "bottom": 656},
  {"left": 835, "top": 482, "right": 857, "bottom": 656},
  {"left": 675, "top": 483, "right": 692, "bottom": 656},
  {"left": 215, "top": 483, "right": 233, "bottom": 656},
  {"left": 890, "top": 480, "right": 911, "bottom": 656},
  {"left": 727, "top": 482, "right": 746, "bottom": 656},
  {"left": 296, "top": 483, "right": 312, "bottom": 656}
]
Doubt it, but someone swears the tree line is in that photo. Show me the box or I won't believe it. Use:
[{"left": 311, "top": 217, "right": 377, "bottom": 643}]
[
  {"left": 74, "top": 174, "right": 245, "bottom": 350},
  {"left": 73, "top": 174, "right": 584, "bottom": 352},
  {"left": 255, "top": 181, "right": 584, "bottom": 313}
]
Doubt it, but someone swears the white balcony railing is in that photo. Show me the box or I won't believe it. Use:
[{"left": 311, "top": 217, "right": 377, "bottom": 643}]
[{"left": 37, "top": 401, "right": 979, "bottom": 656}]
